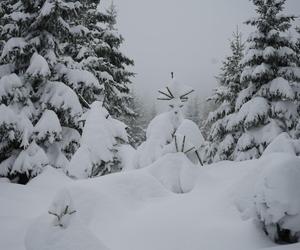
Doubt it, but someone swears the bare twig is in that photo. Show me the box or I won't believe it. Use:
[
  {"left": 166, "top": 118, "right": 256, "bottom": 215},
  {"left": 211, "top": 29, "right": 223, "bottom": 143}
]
[
  {"left": 195, "top": 150, "right": 203, "bottom": 166},
  {"left": 158, "top": 90, "right": 173, "bottom": 99}
]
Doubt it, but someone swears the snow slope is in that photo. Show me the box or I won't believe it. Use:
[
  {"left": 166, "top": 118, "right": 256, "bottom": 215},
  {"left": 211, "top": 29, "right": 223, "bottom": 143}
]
[{"left": 1, "top": 154, "right": 299, "bottom": 250}]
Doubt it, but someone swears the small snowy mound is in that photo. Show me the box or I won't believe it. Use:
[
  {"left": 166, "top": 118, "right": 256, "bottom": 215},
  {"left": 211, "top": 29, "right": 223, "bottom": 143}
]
[
  {"left": 165, "top": 119, "right": 206, "bottom": 164},
  {"left": 27, "top": 166, "right": 72, "bottom": 189},
  {"left": 147, "top": 153, "right": 199, "bottom": 193},
  {"left": 264, "top": 133, "right": 298, "bottom": 156},
  {"left": 234, "top": 153, "right": 300, "bottom": 243},
  {"left": 135, "top": 111, "right": 183, "bottom": 168},
  {"left": 254, "top": 154, "right": 300, "bottom": 243},
  {"left": 25, "top": 189, "right": 109, "bottom": 250},
  {"left": 176, "top": 119, "right": 205, "bottom": 149}
]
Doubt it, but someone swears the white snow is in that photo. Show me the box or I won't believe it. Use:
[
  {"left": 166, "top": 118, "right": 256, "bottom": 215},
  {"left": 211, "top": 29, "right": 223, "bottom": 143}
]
[
  {"left": 40, "top": 81, "right": 83, "bottom": 117},
  {"left": 67, "top": 101, "right": 128, "bottom": 178},
  {"left": 2, "top": 152, "right": 300, "bottom": 249},
  {"left": 33, "top": 110, "right": 62, "bottom": 144},
  {"left": 26, "top": 53, "right": 50, "bottom": 78},
  {"left": 11, "top": 141, "right": 49, "bottom": 177},
  {"left": 0, "top": 73, "right": 23, "bottom": 100},
  {"left": 62, "top": 68, "right": 101, "bottom": 90},
  {"left": 269, "top": 77, "right": 294, "bottom": 100},
  {"left": 234, "top": 153, "right": 300, "bottom": 242},
  {"left": 1, "top": 37, "right": 28, "bottom": 59},
  {"left": 252, "top": 63, "right": 271, "bottom": 79},
  {"left": 236, "top": 97, "right": 269, "bottom": 128}
]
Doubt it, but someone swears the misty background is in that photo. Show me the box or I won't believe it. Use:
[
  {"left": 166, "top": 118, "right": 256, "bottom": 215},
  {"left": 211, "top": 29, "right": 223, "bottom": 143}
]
[{"left": 102, "top": 0, "right": 300, "bottom": 105}]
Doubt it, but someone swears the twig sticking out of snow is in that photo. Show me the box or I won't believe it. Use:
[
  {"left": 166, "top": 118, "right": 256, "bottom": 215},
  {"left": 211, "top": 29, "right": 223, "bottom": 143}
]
[
  {"left": 48, "top": 189, "right": 77, "bottom": 228},
  {"left": 173, "top": 135, "right": 203, "bottom": 166},
  {"left": 48, "top": 206, "right": 76, "bottom": 228}
]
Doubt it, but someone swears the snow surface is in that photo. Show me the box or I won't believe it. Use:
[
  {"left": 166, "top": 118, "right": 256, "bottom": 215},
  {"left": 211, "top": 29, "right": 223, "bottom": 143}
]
[
  {"left": 26, "top": 53, "right": 50, "bottom": 78},
  {"left": 2, "top": 153, "right": 300, "bottom": 250}
]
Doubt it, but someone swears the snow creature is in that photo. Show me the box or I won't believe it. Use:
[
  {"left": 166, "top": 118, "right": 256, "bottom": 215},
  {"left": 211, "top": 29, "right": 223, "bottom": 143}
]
[
  {"left": 48, "top": 189, "right": 76, "bottom": 228},
  {"left": 134, "top": 74, "right": 205, "bottom": 168}
]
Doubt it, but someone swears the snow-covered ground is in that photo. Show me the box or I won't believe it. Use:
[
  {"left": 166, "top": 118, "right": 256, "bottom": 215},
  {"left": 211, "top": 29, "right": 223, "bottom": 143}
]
[{"left": 1, "top": 153, "right": 299, "bottom": 250}]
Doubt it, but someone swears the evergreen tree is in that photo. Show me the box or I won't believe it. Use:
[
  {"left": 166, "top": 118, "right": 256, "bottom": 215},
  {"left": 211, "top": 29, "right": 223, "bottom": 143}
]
[
  {"left": 205, "top": 29, "right": 244, "bottom": 163},
  {"left": 96, "top": 2, "right": 135, "bottom": 117},
  {"left": 231, "top": 0, "right": 299, "bottom": 161},
  {"left": 123, "top": 92, "right": 146, "bottom": 148},
  {"left": 0, "top": 0, "right": 105, "bottom": 183}
]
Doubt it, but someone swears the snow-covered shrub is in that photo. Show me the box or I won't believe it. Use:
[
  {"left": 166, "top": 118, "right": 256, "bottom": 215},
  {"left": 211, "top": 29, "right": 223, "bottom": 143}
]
[
  {"left": 234, "top": 153, "right": 300, "bottom": 243},
  {"left": 67, "top": 101, "right": 128, "bottom": 179},
  {"left": 254, "top": 155, "right": 300, "bottom": 243}
]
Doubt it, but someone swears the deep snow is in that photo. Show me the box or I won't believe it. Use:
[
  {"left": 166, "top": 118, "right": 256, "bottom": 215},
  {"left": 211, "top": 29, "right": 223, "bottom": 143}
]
[{"left": 1, "top": 154, "right": 300, "bottom": 250}]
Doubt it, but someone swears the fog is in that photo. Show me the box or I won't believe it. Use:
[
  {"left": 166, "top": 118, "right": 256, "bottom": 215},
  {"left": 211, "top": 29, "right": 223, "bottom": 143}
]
[{"left": 103, "top": 0, "right": 300, "bottom": 103}]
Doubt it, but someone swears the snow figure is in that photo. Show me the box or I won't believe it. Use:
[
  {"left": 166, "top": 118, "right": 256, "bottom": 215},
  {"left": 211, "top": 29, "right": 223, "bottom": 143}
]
[
  {"left": 25, "top": 188, "right": 109, "bottom": 250},
  {"left": 48, "top": 189, "right": 76, "bottom": 229},
  {"left": 134, "top": 74, "right": 205, "bottom": 168},
  {"left": 67, "top": 101, "right": 128, "bottom": 179}
]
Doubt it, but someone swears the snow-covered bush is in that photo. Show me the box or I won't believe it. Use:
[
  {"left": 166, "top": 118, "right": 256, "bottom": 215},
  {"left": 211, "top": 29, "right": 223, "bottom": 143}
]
[
  {"left": 67, "top": 101, "right": 128, "bottom": 179},
  {"left": 254, "top": 155, "right": 300, "bottom": 243},
  {"left": 234, "top": 153, "right": 300, "bottom": 243}
]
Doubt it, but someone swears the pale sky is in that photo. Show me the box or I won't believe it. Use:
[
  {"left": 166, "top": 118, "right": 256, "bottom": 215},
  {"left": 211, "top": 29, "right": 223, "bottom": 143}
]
[{"left": 102, "top": 0, "right": 300, "bottom": 103}]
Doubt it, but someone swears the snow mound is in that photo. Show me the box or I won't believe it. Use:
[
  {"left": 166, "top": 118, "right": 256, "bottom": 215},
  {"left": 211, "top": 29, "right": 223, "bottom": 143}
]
[
  {"left": 27, "top": 166, "right": 72, "bottom": 190},
  {"left": 25, "top": 213, "right": 108, "bottom": 250},
  {"left": 234, "top": 153, "right": 300, "bottom": 243},
  {"left": 147, "top": 153, "right": 199, "bottom": 193},
  {"left": 263, "top": 133, "right": 297, "bottom": 156}
]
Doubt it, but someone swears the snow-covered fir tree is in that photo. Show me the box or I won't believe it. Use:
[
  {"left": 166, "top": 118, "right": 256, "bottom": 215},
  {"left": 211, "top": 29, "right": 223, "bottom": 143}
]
[
  {"left": 229, "top": 0, "right": 300, "bottom": 161},
  {"left": 0, "top": 0, "right": 110, "bottom": 183},
  {"left": 205, "top": 29, "right": 244, "bottom": 163},
  {"left": 95, "top": 2, "right": 135, "bottom": 118},
  {"left": 123, "top": 92, "right": 146, "bottom": 148}
]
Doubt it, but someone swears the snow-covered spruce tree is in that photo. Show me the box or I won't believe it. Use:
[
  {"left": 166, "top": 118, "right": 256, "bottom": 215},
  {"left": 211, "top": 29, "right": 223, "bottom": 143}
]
[
  {"left": 205, "top": 29, "right": 244, "bottom": 163},
  {"left": 122, "top": 93, "right": 146, "bottom": 147},
  {"left": 229, "top": 0, "right": 300, "bottom": 161},
  {"left": 0, "top": 0, "right": 108, "bottom": 183},
  {"left": 96, "top": 2, "right": 135, "bottom": 117}
]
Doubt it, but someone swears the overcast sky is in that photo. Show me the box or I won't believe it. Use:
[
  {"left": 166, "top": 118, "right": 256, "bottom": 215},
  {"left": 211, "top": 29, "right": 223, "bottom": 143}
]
[{"left": 103, "top": 0, "right": 300, "bottom": 103}]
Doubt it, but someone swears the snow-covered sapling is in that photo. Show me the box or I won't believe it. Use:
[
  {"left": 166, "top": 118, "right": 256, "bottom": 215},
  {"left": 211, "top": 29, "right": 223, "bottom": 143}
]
[
  {"left": 48, "top": 189, "right": 76, "bottom": 229},
  {"left": 67, "top": 101, "right": 128, "bottom": 178}
]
